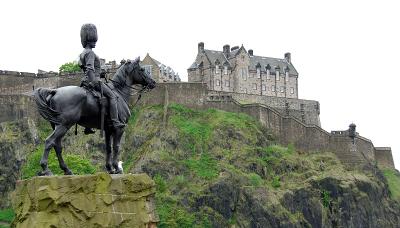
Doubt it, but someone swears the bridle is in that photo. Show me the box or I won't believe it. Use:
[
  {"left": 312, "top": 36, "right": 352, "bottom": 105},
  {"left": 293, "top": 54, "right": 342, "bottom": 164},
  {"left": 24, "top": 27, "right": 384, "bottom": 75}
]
[{"left": 109, "top": 62, "right": 153, "bottom": 106}]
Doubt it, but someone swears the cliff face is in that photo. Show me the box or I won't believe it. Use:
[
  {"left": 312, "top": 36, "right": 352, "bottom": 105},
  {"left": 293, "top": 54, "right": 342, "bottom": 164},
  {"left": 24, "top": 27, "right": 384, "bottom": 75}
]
[
  {"left": 1, "top": 104, "right": 400, "bottom": 227},
  {"left": 121, "top": 104, "right": 400, "bottom": 227}
]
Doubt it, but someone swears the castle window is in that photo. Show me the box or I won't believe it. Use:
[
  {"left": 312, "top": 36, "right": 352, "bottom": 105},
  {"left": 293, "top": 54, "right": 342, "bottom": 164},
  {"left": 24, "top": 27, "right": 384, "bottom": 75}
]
[
  {"left": 253, "top": 83, "right": 257, "bottom": 90},
  {"left": 143, "top": 65, "right": 152, "bottom": 77},
  {"left": 286, "top": 71, "right": 289, "bottom": 81},
  {"left": 262, "top": 85, "right": 266, "bottom": 91},
  {"left": 215, "top": 65, "right": 220, "bottom": 74},
  {"left": 241, "top": 68, "right": 247, "bottom": 80},
  {"left": 276, "top": 71, "right": 280, "bottom": 81},
  {"left": 266, "top": 69, "right": 270, "bottom": 79},
  {"left": 272, "top": 86, "right": 275, "bottom": 92},
  {"left": 216, "top": 79, "right": 220, "bottom": 86},
  {"left": 224, "top": 66, "right": 228, "bottom": 75},
  {"left": 290, "top": 87, "right": 294, "bottom": 94},
  {"left": 256, "top": 68, "right": 261, "bottom": 78},
  {"left": 225, "top": 80, "right": 230, "bottom": 87},
  {"left": 280, "top": 86, "right": 284, "bottom": 93}
]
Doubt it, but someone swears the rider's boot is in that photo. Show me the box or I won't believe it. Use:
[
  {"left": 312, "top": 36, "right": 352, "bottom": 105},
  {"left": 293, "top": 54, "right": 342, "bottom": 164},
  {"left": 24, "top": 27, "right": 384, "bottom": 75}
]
[{"left": 109, "top": 97, "right": 125, "bottom": 128}]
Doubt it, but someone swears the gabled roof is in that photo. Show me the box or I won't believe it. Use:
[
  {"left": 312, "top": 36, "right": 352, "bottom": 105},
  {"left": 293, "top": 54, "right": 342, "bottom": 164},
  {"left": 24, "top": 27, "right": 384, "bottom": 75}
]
[
  {"left": 249, "top": 55, "right": 298, "bottom": 75},
  {"left": 187, "top": 44, "right": 298, "bottom": 75}
]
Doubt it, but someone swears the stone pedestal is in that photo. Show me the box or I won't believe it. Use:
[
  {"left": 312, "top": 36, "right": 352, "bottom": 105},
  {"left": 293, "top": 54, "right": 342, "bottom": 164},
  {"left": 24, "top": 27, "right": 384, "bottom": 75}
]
[{"left": 11, "top": 173, "right": 159, "bottom": 228}]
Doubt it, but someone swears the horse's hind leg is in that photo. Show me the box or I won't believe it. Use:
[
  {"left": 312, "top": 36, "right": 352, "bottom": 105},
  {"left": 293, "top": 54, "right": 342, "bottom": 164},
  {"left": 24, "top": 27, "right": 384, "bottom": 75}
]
[
  {"left": 112, "top": 128, "right": 124, "bottom": 174},
  {"left": 55, "top": 137, "right": 73, "bottom": 175},
  {"left": 105, "top": 130, "right": 113, "bottom": 174},
  {"left": 39, "top": 125, "right": 70, "bottom": 176}
]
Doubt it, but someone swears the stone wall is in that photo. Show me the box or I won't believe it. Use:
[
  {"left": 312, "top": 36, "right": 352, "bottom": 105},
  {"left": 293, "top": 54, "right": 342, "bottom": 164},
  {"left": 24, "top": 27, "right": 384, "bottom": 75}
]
[
  {"left": 375, "top": 147, "right": 395, "bottom": 168},
  {"left": 136, "top": 83, "right": 392, "bottom": 168},
  {"left": 0, "top": 77, "right": 395, "bottom": 169},
  {"left": 0, "top": 95, "right": 37, "bottom": 123},
  {"left": 210, "top": 91, "right": 321, "bottom": 126}
]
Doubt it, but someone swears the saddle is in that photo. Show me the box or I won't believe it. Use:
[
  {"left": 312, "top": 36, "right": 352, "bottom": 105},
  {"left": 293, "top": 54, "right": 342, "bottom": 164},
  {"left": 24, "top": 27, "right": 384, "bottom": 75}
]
[{"left": 79, "top": 79, "right": 131, "bottom": 125}]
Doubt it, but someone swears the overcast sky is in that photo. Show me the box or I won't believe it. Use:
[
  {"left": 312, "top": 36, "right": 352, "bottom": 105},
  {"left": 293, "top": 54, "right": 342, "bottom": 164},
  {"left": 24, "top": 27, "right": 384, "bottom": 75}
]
[{"left": 1, "top": 0, "right": 399, "bottom": 169}]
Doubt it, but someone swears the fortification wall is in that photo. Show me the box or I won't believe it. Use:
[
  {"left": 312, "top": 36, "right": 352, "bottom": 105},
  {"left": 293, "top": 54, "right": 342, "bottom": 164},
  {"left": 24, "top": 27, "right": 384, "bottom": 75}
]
[
  {"left": 136, "top": 83, "right": 390, "bottom": 168},
  {"left": 0, "top": 95, "right": 37, "bottom": 123},
  {"left": 375, "top": 147, "right": 395, "bottom": 168},
  {"left": 210, "top": 91, "right": 321, "bottom": 126},
  {"left": 0, "top": 77, "right": 394, "bottom": 169},
  {"left": 0, "top": 70, "right": 82, "bottom": 95}
]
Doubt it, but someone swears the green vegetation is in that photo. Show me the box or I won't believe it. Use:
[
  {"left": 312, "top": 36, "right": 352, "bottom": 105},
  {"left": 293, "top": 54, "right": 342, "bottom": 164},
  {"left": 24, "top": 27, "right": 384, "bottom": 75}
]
[
  {"left": 383, "top": 168, "right": 400, "bottom": 201},
  {"left": 321, "top": 190, "right": 331, "bottom": 208},
  {"left": 59, "top": 61, "right": 81, "bottom": 73},
  {"left": 21, "top": 145, "right": 96, "bottom": 179},
  {"left": 184, "top": 153, "right": 218, "bottom": 180},
  {"left": 0, "top": 208, "right": 14, "bottom": 228}
]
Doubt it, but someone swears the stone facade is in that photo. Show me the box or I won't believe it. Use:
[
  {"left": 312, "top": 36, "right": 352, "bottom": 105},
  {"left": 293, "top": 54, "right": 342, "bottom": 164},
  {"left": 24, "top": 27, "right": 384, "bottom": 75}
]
[
  {"left": 188, "top": 43, "right": 298, "bottom": 98},
  {"left": 140, "top": 53, "right": 181, "bottom": 83},
  {"left": 375, "top": 147, "right": 395, "bottom": 168}
]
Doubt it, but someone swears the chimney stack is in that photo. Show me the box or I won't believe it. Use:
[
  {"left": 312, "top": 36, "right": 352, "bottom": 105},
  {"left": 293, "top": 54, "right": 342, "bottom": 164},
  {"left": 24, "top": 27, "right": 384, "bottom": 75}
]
[
  {"left": 284, "top": 52, "right": 291, "bottom": 63},
  {"left": 198, "top": 42, "right": 205, "bottom": 53},
  {"left": 248, "top": 49, "right": 253, "bottom": 56},
  {"left": 223, "top": 44, "right": 230, "bottom": 57}
]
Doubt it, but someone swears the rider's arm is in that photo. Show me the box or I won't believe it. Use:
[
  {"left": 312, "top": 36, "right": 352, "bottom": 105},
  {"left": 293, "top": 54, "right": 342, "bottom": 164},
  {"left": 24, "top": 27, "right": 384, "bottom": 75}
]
[{"left": 84, "top": 51, "right": 97, "bottom": 82}]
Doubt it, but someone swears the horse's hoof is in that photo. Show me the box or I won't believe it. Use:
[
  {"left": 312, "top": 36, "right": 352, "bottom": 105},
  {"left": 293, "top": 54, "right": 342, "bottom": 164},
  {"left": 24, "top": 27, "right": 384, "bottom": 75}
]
[
  {"left": 114, "top": 169, "right": 123, "bottom": 174},
  {"left": 64, "top": 170, "right": 74, "bottom": 175},
  {"left": 37, "top": 170, "right": 53, "bottom": 176}
]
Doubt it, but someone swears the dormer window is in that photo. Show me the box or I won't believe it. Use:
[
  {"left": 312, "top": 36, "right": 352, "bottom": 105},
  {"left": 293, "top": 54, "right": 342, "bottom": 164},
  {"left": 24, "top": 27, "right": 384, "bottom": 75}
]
[
  {"left": 266, "top": 64, "right": 271, "bottom": 80},
  {"left": 275, "top": 66, "right": 280, "bottom": 81},
  {"left": 215, "top": 65, "right": 220, "bottom": 74},
  {"left": 224, "top": 66, "right": 228, "bottom": 75},
  {"left": 256, "top": 62, "right": 261, "bottom": 78},
  {"left": 285, "top": 66, "right": 290, "bottom": 82}
]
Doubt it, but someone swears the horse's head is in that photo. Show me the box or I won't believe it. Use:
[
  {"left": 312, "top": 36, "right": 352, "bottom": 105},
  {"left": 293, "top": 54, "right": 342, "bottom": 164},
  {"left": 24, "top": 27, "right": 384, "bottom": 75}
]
[{"left": 123, "top": 57, "right": 156, "bottom": 90}]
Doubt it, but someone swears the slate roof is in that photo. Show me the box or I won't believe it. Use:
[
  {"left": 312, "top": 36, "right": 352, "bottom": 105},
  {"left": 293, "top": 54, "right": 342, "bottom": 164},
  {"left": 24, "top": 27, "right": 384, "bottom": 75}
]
[{"left": 188, "top": 46, "right": 298, "bottom": 75}]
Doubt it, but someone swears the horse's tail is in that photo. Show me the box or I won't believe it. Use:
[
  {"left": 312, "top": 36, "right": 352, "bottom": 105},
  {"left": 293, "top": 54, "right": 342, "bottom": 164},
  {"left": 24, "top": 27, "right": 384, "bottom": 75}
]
[{"left": 33, "top": 88, "right": 62, "bottom": 125}]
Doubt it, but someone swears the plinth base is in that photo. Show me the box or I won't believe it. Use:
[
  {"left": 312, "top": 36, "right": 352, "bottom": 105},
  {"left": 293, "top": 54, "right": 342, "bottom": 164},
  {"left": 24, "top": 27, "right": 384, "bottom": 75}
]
[{"left": 11, "top": 173, "right": 158, "bottom": 228}]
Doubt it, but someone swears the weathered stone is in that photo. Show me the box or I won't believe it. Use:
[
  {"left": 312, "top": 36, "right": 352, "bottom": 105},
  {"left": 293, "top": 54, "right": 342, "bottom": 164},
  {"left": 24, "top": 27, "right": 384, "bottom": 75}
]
[{"left": 11, "top": 173, "right": 158, "bottom": 228}]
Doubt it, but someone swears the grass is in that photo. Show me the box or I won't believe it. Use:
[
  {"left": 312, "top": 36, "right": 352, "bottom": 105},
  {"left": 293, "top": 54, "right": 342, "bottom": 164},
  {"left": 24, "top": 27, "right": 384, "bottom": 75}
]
[
  {"left": 184, "top": 153, "right": 219, "bottom": 180},
  {"left": 0, "top": 208, "right": 14, "bottom": 227},
  {"left": 382, "top": 168, "right": 400, "bottom": 201},
  {"left": 21, "top": 145, "right": 97, "bottom": 179}
]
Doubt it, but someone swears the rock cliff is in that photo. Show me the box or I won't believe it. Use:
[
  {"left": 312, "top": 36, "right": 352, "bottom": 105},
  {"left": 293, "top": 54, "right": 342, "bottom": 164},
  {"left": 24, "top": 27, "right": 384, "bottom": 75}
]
[{"left": 1, "top": 103, "right": 399, "bottom": 227}]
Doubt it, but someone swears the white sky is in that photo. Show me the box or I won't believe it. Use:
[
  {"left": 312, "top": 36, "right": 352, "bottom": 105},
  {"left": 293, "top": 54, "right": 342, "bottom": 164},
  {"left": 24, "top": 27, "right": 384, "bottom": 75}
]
[{"left": 1, "top": 0, "right": 399, "bottom": 169}]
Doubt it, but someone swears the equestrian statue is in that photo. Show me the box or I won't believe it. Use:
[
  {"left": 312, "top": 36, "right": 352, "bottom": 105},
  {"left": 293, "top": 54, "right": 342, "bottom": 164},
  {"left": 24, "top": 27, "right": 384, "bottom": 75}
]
[{"left": 33, "top": 24, "right": 156, "bottom": 175}]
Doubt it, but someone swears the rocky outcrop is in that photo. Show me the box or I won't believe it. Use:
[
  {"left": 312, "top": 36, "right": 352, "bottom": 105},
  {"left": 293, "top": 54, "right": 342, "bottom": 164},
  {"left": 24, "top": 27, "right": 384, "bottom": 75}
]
[
  {"left": 0, "top": 118, "right": 37, "bottom": 209},
  {"left": 11, "top": 173, "right": 158, "bottom": 228}
]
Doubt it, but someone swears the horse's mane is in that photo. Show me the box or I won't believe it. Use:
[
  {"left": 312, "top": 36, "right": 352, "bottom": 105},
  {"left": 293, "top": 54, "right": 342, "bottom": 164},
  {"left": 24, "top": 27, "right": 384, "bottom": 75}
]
[{"left": 111, "top": 64, "right": 127, "bottom": 89}]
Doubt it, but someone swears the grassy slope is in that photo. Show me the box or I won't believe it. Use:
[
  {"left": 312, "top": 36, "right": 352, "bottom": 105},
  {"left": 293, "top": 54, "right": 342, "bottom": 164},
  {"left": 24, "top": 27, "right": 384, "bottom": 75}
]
[
  {"left": 121, "top": 103, "right": 392, "bottom": 227},
  {"left": 383, "top": 168, "right": 400, "bottom": 201},
  {"left": 7, "top": 103, "right": 399, "bottom": 227}
]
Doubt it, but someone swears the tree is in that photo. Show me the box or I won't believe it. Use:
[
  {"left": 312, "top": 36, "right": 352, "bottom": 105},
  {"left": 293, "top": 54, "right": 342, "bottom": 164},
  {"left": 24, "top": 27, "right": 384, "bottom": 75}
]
[{"left": 59, "top": 61, "right": 81, "bottom": 73}]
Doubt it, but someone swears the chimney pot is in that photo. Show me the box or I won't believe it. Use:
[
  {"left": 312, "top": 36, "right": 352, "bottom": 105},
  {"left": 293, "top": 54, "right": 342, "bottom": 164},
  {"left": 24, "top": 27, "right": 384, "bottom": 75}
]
[
  {"left": 198, "top": 42, "right": 205, "bottom": 53},
  {"left": 284, "top": 52, "right": 291, "bottom": 63},
  {"left": 223, "top": 44, "right": 230, "bottom": 57},
  {"left": 248, "top": 49, "right": 253, "bottom": 56}
]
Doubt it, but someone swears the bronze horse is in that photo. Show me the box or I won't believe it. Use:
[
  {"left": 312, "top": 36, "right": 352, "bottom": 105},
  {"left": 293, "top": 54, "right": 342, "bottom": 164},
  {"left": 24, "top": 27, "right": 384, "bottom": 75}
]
[{"left": 34, "top": 58, "right": 155, "bottom": 175}]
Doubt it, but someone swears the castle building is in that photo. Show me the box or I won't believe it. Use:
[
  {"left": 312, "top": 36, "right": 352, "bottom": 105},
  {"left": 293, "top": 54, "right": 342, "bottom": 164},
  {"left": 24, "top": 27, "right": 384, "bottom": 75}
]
[
  {"left": 140, "top": 53, "right": 180, "bottom": 83},
  {"left": 188, "top": 42, "right": 298, "bottom": 98}
]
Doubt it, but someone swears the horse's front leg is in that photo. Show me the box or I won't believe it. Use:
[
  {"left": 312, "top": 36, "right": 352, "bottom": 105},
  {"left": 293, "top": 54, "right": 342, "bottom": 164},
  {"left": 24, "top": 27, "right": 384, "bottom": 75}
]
[
  {"left": 112, "top": 128, "right": 124, "bottom": 174},
  {"left": 105, "top": 130, "right": 113, "bottom": 174}
]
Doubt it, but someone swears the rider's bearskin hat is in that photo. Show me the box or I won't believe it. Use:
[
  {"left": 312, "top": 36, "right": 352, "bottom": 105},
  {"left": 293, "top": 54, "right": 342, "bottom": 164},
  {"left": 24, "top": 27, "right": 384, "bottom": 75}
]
[{"left": 80, "top": 23, "right": 98, "bottom": 48}]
